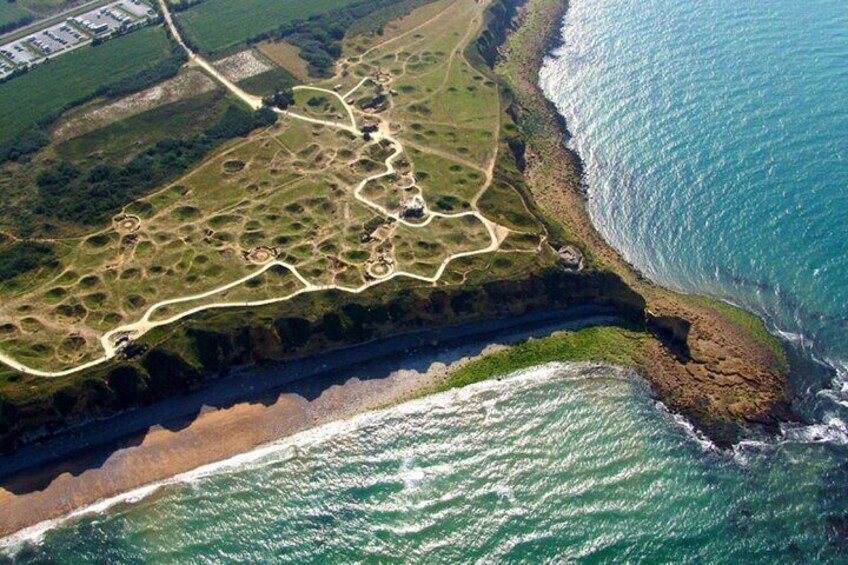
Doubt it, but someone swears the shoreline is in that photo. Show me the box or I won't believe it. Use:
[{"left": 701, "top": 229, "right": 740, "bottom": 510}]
[
  {"left": 3, "top": 359, "right": 646, "bottom": 551},
  {"left": 0, "top": 307, "right": 621, "bottom": 539},
  {"left": 498, "top": 0, "right": 791, "bottom": 442},
  {"left": 0, "top": 0, "right": 797, "bottom": 542},
  {"left": 531, "top": 0, "right": 845, "bottom": 427}
]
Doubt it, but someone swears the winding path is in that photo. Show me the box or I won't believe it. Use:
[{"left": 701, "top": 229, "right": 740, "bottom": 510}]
[{"left": 0, "top": 0, "right": 508, "bottom": 378}]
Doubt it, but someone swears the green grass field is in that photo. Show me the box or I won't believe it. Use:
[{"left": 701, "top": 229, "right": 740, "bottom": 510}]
[
  {"left": 437, "top": 326, "right": 648, "bottom": 393},
  {"left": 0, "top": 2, "right": 33, "bottom": 29},
  {"left": 0, "top": 26, "right": 173, "bottom": 147},
  {"left": 174, "top": 0, "right": 360, "bottom": 53},
  {"left": 18, "top": 0, "right": 75, "bottom": 14}
]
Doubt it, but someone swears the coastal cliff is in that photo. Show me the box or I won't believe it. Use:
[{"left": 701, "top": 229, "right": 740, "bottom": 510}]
[
  {"left": 495, "top": 0, "right": 791, "bottom": 444},
  {"left": 0, "top": 267, "right": 645, "bottom": 453},
  {"left": 0, "top": 0, "right": 791, "bottom": 454}
]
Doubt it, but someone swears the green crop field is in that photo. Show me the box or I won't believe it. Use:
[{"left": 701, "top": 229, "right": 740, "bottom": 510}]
[
  {"left": 174, "top": 0, "right": 360, "bottom": 53},
  {"left": 18, "top": 0, "right": 75, "bottom": 14},
  {"left": 345, "top": 0, "right": 434, "bottom": 36},
  {"left": 0, "top": 2, "right": 33, "bottom": 29},
  {"left": 0, "top": 26, "right": 172, "bottom": 147}
]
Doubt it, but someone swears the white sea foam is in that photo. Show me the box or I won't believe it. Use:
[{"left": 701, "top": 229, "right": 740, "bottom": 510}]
[
  {"left": 824, "top": 358, "right": 848, "bottom": 393},
  {"left": 731, "top": 439, "right": 774, "bottom": 465},
  {"left": 775, "top": 329, "right": 813, "bottom": 348},
  {"left": 1, "top": 362, "right": 630, "bottom": 553},
  {"left": 653, "top": 401, "right": 720, "bottom": 453},
  {"left": 779, "top": 416, "right": 848, "bottom": 447}
]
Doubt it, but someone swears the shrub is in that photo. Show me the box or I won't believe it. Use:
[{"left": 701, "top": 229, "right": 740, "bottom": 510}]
[
  {"left": 34, "top": 106, "right": 276, "bottom": 225},
  {"left": 0, "top": 242, "right": 56, "bottom": 281}
]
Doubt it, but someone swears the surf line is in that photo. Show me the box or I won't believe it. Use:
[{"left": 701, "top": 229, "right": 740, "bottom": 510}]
[{"left": 0, "top": 361, "right": 633, "bottom": 550}]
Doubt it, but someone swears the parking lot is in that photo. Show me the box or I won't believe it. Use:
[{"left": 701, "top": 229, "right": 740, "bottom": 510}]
[{"left": 0, "top": 0, "right": 156, "bottom": 80}]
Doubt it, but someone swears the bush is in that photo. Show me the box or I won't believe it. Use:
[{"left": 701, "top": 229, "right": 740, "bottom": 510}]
[
  {"left": 35, "top": 105, "right": 277, "bottom": 226},
  {"left": 263, "top": 86, "right": 295, "bottom": 110},
  {"left": 0, "top": 128, "right": 49, "bottom": 163},
  {"left": 0, "top": 242, "right": 56, "bottom": 281}
]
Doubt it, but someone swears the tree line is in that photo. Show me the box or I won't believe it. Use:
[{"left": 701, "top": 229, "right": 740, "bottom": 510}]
[
  {"left": 33, "top": 104, "right": 277, "bottom": 228},
  {"left": 245, "top": 0, "right": 428, "bottom": 77}
]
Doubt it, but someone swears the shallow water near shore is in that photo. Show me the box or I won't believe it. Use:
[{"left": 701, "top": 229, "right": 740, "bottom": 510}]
[
  {"left": 540, "top": 0, "right": 848, "bottom": 424},
  {"left": 3, "top": 0, "right": 848, "bottom": 560},
  {"left": 3, "top": 363, "right": 848, "bottom": 562}
]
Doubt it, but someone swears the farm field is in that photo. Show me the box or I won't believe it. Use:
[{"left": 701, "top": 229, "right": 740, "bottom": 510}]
[
  {"left": 0, "top": 25, "right": 173, "bottom": 147},
  {"left": 256, "top": 40, "right": 310, "bottom": 81},
  {"left": 174, "top": 0, "right": 361, "bottom": 53},
  {"left": 17, "top": 0, "right": 75, "bottom": 15},
  {"left": 0, "top": 79, "right": 243, "bottom": 240},
  {"left": 0, "top": 0, "right": 558, "bottom": 374},
  {"left": 0, "top": 3, "right": 32, "bottom": 30}
]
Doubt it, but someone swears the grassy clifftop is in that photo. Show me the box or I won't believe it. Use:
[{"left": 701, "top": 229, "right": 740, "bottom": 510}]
[
  {"left": 0, "top": 0, "right": 790, "bottom": 453},
  {"left": 438, "top": 325, "right": 649, "bottom": 392},
  {"left": 493, "top": 0, "right": 790, "bottom": 444}
]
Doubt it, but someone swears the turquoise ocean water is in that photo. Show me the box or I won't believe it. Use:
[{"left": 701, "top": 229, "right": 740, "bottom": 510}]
[
  {"left": 3, "top": 364, "right": 848, "bottom": 562},
  {"left": 3, "top": 0, "right": 848, "bottom": 561},
  {"left": 540, "top": 0, "right": 848, "bottom": 393}
]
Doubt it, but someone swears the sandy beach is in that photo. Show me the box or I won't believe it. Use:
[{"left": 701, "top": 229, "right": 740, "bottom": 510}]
[{"left": 0, "top": 307, "right": 619, "bottom": 539}]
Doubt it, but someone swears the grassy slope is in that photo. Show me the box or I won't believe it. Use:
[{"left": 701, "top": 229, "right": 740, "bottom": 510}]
[
  {"left": 175, "top": 0, "right": 361, "bottom": 53},
  {"left": 0, "top": 3, "right": 32, "bottom": 28},
  {"left": 55, "top": 89, "right": 233, "bottom": 162},
  {"left": 438, "top": 325, "right": 648, "bottom": 392},
  {"left": 0, "top": 26, "right": 172, "bottom": 146}
]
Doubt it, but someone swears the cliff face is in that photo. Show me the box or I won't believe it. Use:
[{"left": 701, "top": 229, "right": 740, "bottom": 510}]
[
  {"left": 0, "top": 0, "right": 791, "bottom": 454},
  {"left": 0, "top": 268, "right": 646, "bottom": 453},
  {"left": 495, "top": 0, "right": 791, "bottom": 446},
  {"left": 474, "top": 0, "right": 525, "bottom": 67}
]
